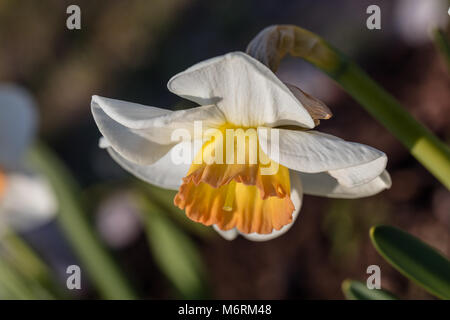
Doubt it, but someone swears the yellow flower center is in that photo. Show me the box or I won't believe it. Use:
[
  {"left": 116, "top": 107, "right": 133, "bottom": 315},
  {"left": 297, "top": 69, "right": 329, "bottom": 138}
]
[{"left": 174, "top": 124, "right": 294, "bottom": 234}]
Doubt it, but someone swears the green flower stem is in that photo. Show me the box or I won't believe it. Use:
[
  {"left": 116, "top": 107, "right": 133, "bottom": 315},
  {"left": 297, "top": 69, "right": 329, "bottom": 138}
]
[
  {"left": 247, "top": 25, "right": 450, "bottom": 189},
  {"left": 336, "top": 61, "right": 450, "bottom": 189},
  {"left": 28, "top": 143, "right": 137, "bottom": 300}
]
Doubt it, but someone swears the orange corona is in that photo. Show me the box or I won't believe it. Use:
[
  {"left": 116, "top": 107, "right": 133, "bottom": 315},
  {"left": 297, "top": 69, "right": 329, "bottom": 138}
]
[
  {"left": 0, "top": 169, "right": 6, "bottom": 199},
  {"left": 174, "top": 125, "right": 293, "bottom": 234}
]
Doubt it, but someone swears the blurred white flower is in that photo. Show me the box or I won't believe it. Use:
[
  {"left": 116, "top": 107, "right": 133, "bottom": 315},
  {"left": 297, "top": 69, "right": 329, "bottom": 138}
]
[
  {"left": 0, "top": 84, "right": 57, "bottom": 234},
  {"left": 394, "top": 0, "right": 449, "bottom": 45},
  {"left": 92, "top": 52, "right": 390, "bottom": 242},
  {"left": 96, "top": 191, "right": 142, "bottom": 249}
]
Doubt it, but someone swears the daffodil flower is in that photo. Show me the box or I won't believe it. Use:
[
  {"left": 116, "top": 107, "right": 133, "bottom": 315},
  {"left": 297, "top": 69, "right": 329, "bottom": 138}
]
[
  {"left": 0, "top": 84, "right": 57, "bottom": 234},
  {"left": 92, "top": 52, "right": 390, "bottom": 241}
]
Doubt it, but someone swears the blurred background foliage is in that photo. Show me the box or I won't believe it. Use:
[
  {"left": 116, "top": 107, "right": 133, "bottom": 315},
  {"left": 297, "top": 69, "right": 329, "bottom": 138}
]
[{"left": 0, "top": 0, "right": 449, "bottom": 299}]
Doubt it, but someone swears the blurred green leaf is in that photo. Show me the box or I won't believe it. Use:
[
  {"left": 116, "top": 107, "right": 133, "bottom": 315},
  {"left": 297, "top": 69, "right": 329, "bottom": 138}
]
[
  {"left": 139, "top": 181, "right": 214, "bottom": 239},
  {"left": 1, "top": 228, "right": 64, "bottom": 298},
  {"left": 0, "top": 255, "right": 56, "bottom": 299},
  {"left": 137, "top": 192, "right": 208, "bottom": 299},
  {"left": 323, "top": 199, "right": 388, "bottom": 269},
  {"left": 370, "top": 225, "right": 450, "bottom": 299},
  {"left": 342, "top": 279, "right": 397, "bottom": 300},
  {"left": 323, "top": 200, "right": 359, "bottom": 266},
  {"left": 28, "top": 142, "right": 137, "bottom": 300},
  {"left": 0, "top": 257, "right": 37, "bottom": 299},
  {"left": 433, "top": 28, "right": 450, "bottom": 72}
]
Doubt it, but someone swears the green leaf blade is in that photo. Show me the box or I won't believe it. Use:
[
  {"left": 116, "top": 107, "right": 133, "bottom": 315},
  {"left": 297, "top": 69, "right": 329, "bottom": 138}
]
[
  {"left": 342, "top": 280, "right": 397, "bottom": 300},
  {"left": 370, "top": 225, "right": 450, "bottom": 299}
]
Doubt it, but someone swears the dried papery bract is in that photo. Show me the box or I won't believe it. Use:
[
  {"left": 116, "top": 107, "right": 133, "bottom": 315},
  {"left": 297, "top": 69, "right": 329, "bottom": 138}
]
[
  {"left": 247, "top": 25, "right": 335, "bottom": 126},
  {"left": 284, "top": 83, "right": 332, "bottom": 126},
  {"left": 246, "top": 25, "right": 340, "bottom": 74}
]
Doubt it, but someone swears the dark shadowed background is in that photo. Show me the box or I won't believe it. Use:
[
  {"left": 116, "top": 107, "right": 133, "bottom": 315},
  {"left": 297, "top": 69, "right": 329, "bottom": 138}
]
[{"left": 0, "top": 0, "right": 449, "bottom": 299}]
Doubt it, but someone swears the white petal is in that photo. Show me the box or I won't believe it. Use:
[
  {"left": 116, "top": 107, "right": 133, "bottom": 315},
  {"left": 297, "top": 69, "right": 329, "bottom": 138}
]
[
  {"left": 92, "top": 100, "right": 173, "bottom": 165},
  {"left": 167, "top": 52, "right": 314, "bottom": 128},
  {"left": 92, "top": 95, "right": 224, "bottom": 130},
  {"left": 213, "top": 225, "right": 239, "bottom": 241},
  {"left": 299, "top": 170, "right": 391, "bottom": 199},
  {"left": 258, "top": 128, "right": 386, "bottom": 173},
  {"left": 0, "top": 170, "right": 58, "bottom": 231},
  {"left": 106, "top": 140, "right": 201, "bottom": 190},
  {"left": 0, "top": 85, "right": 37, "bottom": 169},
  {"left": 242, "top": 170, "right": 303, "bottom": 242},
  {"left": 328, "top": 154, "right": 387, "bottom": 187},
  {"left": 92, "top": 95, "right": 224, "bottom": 165}
]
